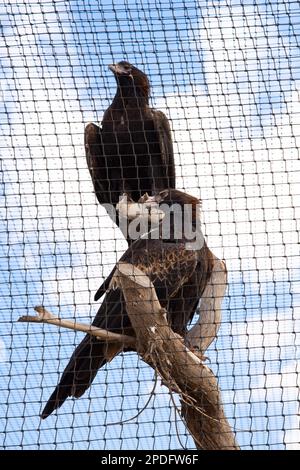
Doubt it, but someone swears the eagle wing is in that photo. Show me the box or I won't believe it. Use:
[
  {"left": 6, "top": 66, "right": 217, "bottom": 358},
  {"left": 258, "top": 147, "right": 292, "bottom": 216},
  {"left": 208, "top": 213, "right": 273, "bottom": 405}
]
[
  {"left": 40, "top": 287, "right": 132, "bottom": 419},
  {"left": 84, "top": 122, "right": 113, "bottom": 205},
  {"left": 151, "top": 109, "right": 176, "bottom": 189}
]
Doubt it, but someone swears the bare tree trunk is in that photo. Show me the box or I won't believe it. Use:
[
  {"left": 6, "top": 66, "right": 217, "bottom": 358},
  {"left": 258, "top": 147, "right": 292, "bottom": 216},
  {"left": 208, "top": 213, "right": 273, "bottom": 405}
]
[{"left": 113, "top": 262, "right": 239, "bottom": 450}]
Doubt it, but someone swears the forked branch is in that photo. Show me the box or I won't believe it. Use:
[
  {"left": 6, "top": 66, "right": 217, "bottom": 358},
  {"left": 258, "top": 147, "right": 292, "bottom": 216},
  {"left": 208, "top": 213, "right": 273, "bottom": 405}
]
[{"left": 18, "top": 306, "right": 135, "bottom": 347}]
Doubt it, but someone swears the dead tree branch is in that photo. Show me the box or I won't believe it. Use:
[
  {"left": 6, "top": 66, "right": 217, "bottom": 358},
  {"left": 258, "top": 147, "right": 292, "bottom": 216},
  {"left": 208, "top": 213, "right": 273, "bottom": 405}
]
[
  {"left": 113, "top": 262, "right": 239, "bottom": 450},
  {"left": 18, "top": 306, "right": 135, "bottom": 347}
]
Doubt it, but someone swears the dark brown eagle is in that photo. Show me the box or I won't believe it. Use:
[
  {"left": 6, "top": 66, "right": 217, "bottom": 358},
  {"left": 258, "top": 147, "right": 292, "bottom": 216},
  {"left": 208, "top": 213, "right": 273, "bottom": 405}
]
[
  {"left": 85, "top": 61, "right": 175, "bottom": 209},
  {"left": 41, "top": 189, "right": 214, "bottom": 419}
]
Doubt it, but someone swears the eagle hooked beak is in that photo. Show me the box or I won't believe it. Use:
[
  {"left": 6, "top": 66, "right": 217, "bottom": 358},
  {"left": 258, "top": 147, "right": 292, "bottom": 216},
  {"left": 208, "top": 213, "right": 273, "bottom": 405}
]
[{"left": 108, "top": 63, "right": 132, "bottom": 77}]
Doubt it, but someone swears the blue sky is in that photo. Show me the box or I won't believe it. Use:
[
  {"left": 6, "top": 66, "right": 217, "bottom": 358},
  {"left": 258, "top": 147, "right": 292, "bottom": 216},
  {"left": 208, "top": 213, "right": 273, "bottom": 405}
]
[{"left": 0, "top": 0, "right": 299, "bottom": 449}]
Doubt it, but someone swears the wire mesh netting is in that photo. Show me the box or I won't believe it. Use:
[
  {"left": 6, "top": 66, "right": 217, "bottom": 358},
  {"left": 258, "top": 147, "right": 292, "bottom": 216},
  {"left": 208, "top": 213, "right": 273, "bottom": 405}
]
[{"left": 1, "top": 0, "right": 299, "bottom": 450}]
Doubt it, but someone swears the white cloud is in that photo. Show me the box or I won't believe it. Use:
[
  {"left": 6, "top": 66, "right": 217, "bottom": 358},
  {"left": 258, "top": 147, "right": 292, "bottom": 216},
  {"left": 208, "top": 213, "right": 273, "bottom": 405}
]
[
  {"left": 154, "top": 84, "right": 300, "bottom": 282},
  {"left": 0, "top": 340, "right": 7, "bottom": 363},
  {"left": 152, "top": 0, "right": 300, "bottom": 285},
  {"left": 224, "top": 315, "right": 300, "bottom": 448},
  {"left": 285, "top": 422, "right": 300, "bottom": 450}
]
